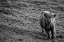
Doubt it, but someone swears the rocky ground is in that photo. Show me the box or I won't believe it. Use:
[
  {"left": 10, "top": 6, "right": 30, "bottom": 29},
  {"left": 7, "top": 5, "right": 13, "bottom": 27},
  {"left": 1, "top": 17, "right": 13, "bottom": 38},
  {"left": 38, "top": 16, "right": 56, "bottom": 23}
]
[{"left": 0, "top": 0, "right": 64, "bottom": 42}]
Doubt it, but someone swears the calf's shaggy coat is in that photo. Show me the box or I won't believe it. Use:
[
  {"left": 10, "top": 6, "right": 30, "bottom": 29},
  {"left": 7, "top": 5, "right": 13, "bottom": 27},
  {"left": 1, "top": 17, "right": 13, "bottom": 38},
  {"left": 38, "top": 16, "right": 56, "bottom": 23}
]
[{"left": 40, "top": 12, "right": 56, "bottom": 39}]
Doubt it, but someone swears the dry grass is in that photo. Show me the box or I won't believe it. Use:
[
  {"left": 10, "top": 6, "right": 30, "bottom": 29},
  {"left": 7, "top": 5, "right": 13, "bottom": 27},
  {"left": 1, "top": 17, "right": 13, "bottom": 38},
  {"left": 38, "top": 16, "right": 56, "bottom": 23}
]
[{"left": 0, "top": 0, "right": 64, "bottom": 42}]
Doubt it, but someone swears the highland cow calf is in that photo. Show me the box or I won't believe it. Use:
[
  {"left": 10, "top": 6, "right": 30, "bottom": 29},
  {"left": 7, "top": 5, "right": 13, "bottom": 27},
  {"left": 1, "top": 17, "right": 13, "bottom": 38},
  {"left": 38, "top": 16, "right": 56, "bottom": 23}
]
[{"left": 40, "top": 11, "right": 56, "bottom": 39}]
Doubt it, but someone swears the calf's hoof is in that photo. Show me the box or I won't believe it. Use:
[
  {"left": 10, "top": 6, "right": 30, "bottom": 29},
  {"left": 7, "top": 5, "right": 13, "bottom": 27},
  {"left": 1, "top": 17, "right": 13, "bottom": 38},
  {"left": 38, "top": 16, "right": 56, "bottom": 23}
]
[
  {"left": 51, "top": 36, "right": 55, "bottom": 40},
  {"left": 47, "top": 36, "right": 50, "bottom": 39},
  {"left": 46, "top": 36, "right": 50, "bottom": 40}
]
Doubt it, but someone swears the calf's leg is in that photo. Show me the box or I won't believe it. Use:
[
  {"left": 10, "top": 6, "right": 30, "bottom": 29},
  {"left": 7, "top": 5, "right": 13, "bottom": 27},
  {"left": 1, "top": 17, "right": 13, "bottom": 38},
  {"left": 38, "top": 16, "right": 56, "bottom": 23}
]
[
  {"left": 50, "top": 26, "right": 55, "bottom": 39},
  {"left": 45, "top": 30, "right": 50, "bottom": 39}
]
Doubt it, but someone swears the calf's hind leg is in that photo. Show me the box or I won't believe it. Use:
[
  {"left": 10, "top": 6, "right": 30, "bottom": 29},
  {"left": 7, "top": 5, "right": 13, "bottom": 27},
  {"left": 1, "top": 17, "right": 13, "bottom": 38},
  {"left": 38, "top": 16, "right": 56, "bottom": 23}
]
[{"left": 45, "top": 30, "right": 50, "bottom": 39}]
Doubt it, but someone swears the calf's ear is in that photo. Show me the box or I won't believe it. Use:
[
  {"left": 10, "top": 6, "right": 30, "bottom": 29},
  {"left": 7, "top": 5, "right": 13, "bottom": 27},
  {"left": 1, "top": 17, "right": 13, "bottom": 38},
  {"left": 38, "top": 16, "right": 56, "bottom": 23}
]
[
  {"left": 44, "top": 13, "right": 52, "bottom": 18},
  {"left": 54, "top": 14, "right": 56, "bottom": 17},
  {"left": 44, "top": 13, "right": 47, "bottom": 17},
  {"left": 44, "top": 13, "right": 48, "bottom": 18}
]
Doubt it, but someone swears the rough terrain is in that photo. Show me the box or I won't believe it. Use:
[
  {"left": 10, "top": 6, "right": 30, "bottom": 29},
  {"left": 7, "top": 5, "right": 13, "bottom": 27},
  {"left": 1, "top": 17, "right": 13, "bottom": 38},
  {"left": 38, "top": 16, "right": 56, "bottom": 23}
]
[{"left": 0, "top": 0, "right": 64, "bottom": 42}]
